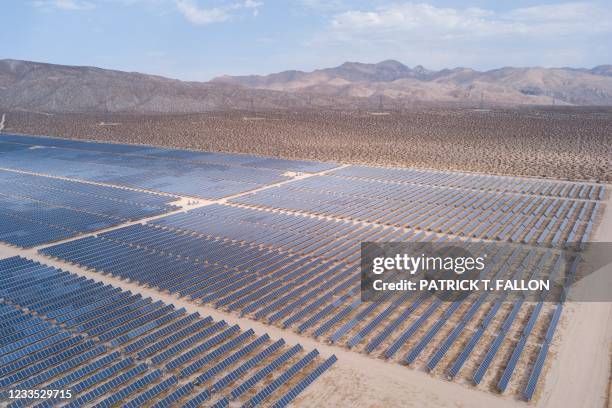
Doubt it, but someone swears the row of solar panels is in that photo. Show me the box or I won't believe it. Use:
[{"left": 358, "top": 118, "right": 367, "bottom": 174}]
[
  {"left": 0, "top": 134, "right": 336, "bottom": 173},
  {"left": 0, "top": 256, "right": 336, "bottom": 407},
  {"left": 0, "top": 197, "right": 118, "bottom": 248},
  {"left": 40, "top": 230, "right": 359, "bottom": 327},
  {"left": 0, "top": 170, "right": 177, "bottom": 209},
  {"left": 40, "top": 226, "right": 568, "bottom": 400},
  {"left": 0, "top": 169, "right": 180, "bottom": 248},
  {"left": 0, "top": 137, "right": 307, "bottom": 199},
  {"left": 151, "top": 204, "right": 416, "bottom": 264},
  {"left": 231, "top": 183, "right": 601, "bottom": 247},
  {"left": 286, "top": 174, "right": 603, "bottom": 207},
  {"left": 523, "top": 256, "right": 580, "bottom": 401},
  {"left": 0, "top": 143, "right": 279, "bottom": 200},
  {"left": 330, "top": 165, "right": 605, "bottom": 200},
  {"left": 0, "top": 178, "right": 177, "bottom": 221}
]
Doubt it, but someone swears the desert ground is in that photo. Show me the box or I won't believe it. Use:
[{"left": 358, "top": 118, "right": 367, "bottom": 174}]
[{"left": 2, "top": 107, "right": 610, "bottom": 182}]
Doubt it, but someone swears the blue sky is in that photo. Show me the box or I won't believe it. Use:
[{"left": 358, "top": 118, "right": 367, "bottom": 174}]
[{"left": 2, "top": 0, "right": 611, "bottom": 80}]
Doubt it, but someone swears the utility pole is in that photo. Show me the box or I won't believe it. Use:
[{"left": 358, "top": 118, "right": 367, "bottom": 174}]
[
  {"left": 378, "top": 95, "right": 384, "bottom": 112},
  {"left": 479, "top": 92, "right": 484, "bottom": 109}
]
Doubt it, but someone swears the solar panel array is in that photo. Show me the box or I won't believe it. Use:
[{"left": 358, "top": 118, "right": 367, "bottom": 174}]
[
  {"left": 41, "top": 227, "right": 360, "bottom": 320},
  {"left": 41, "top": 220, "right": 582, "bottom": 401},
  {"left": 330, "top": 165, "right": 604, "bottom": 199},
  {"left": 0, "top": 133, "right": 606, "bottom": 404},
  {"left": 0, "top": 257, "right": 335, "bottom": 407},
  {"left": 149, "top": 204, "right": 417, "bottom": 264},
  {"left": 0, "top": 170, "right": 178, "bottom": 248},
  {"left": 0, "top": 171, "right": 176, "bottom": 210},
  {"left": 231, "top": 173, "right": 602, "bottom": 248},
  {"left": 0, "top": 135, "right": 335, "bottom": 199},
  {"left": 0, "top": 134, "right": 337, "bottom": 173}
]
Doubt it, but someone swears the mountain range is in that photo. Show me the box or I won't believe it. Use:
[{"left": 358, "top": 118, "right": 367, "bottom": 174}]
[
  {"left": 1, "top": 59, "right": 612, "bottom": 113},
  {"left": 213, "top": 60, "right": 612, "bottom": 106},
  {"left": 0, "top": 59, "right": 350, "bottom": 113}
]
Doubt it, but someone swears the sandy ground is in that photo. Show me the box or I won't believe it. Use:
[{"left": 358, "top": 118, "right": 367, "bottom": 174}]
[
  {"left": 0, "top": 244, "right": 16, "bottom": 260},
  {"left": 534, "top": 192, "right": 612, "bottom": 408}
]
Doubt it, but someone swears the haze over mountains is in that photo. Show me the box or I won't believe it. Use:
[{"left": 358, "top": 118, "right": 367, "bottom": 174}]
[{"left": 1, "top": 59, "right": 612, "bottom": 113}]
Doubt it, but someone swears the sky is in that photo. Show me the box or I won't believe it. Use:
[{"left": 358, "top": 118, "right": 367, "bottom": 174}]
[{"left": 2, "top": 0, "right": 611, "bottom": 80}]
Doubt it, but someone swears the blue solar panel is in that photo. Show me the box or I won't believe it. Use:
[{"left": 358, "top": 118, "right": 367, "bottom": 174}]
[
  {"left": 0, "top": 257, "right": 325, "bottom": 407},
  {"left": 271, "top": 355, "right": 337, "bottom": 408},
  {"left": 0, "top": 134, "right": 324, "bottom": 199},
  {"left": 0, "top": 169, "right": 177, "bottom": 247}
]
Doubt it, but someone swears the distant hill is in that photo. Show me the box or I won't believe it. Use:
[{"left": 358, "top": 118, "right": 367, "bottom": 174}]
[
  {"left": 213, "top": 60, "right": 612, "bottom": 106},
  {"left": 0, "top": 59, "right": 356, "bottom": 113},
  {"left": 2, "top": 59, "right": 612, "bottom": 113},
  {"left": 588, "top": 65, "right": 612, "bottom": 77}
]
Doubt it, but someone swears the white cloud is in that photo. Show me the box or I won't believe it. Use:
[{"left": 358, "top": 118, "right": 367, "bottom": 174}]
[
  {"left": 509, "top": 2, "right": 596, "bottom": 22},
  {"left": 243, "top": 0, "right": 262, "bottom": 16},
  {"left": 306, "top": 1, "right": 612, "bottom": 69},
  {"left": 243, "top": 0, "right": 262, "bottom": 9},
  {"left": 176, "top": 1, "right": 230, "bottom": 24},
  {"left": 32, "top": 0, "right": 95, "bottom": 11},
  {"left": 331, "top": 4, "right": 500, "bottom": 38},
  {"left": 328, "top": 2, "right": 612, "bottom": 39},
  {"left": 175, "top": 0, "right": 263, "bottom": 25},
  {"left": 505, "top": 2, "right": 612, "bottom": 33}
]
